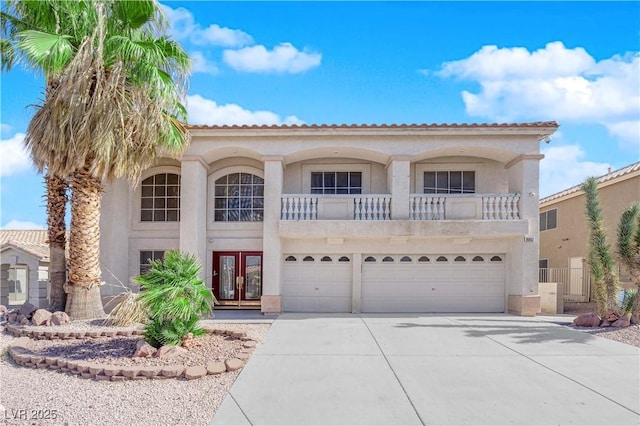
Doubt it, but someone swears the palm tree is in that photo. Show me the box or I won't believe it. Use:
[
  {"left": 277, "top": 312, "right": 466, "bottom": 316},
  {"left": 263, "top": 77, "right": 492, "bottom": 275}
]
[
  {"left": 581, "top": 177, "right": 619, "bottom": 317},
  {"left": 2, "top": 0, "right": 191, "bottom": 319},
  {"left": 617, "top": 203, "right": 640, "bottom": 323}
]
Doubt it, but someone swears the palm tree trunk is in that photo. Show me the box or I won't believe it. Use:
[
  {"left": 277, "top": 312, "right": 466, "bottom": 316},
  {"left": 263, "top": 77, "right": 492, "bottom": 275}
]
[
  {"left": 46, "top": 173, "right": 68, "bottom": 312},
  {"left": 65, "top": 165, "right": 106, "bottom": 319}
]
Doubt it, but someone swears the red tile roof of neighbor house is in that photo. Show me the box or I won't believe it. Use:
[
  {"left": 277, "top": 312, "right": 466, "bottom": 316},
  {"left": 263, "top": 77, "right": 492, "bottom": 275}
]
[
  {"left": 0, "top": 230, "right": 49, "bottom": 261},
  {"left": 540, "top": 161, "right": 640, "bottom": 205},
  {"left": 187, "top": 121, "right": 559, "bottom": 130}
]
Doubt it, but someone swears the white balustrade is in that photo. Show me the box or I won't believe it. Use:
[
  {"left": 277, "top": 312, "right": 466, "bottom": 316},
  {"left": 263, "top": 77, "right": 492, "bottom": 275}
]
[
  {"left": 281, "top": 196, "right": 318, "bottom": 220},
  {"left": 354, "top": 195, "right": 391, "bottom": 220},
  {"left": 410, "top": 193, "right": 520, "bottom": 220}
]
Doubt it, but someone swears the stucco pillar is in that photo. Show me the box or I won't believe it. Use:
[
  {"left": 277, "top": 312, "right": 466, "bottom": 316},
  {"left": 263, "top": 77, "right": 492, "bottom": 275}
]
[
  {"left": 100, "top": 178, "right": 131, "bottom": 299},
  {"left": 180, "top": 157, "right": 208, "bottom": 280},
  {"left": 387, "top": 157, "right": 411, "bottom": 220},
  {"left": 506, "top": 154, "right": 544, "bottom": 316},
  {"left": 261, "top": 157, "right": 284, "bottom": 313}
]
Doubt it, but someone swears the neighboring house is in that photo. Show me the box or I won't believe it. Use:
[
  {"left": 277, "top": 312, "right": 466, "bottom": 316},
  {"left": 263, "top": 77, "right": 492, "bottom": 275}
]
[
  {"left": 100, "top": 121, "right": 558, "bottom": 316},
  {"left": 0, "top": 230, "right": 50, "bottom": 308},
  {"left": 539, "top": 161, "right": 640, "bottom": 301}
]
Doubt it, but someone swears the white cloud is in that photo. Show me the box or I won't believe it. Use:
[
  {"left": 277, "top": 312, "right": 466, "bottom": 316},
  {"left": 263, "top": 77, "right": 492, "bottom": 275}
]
[
  {"left": 191, "top": 51, "right": 219, "bottom": 75},
  {"left": 1, "top": 123, "right": 12, "bottom": 135},
  {"left": 223, "top": 43, "right": 321, "bottom": 74},
  {"left": 437, "top": 42, "right": 640, "bottom": 149},
  {"left": 539, "top": 145, "right": 611, "bottom": 197},
  {"left": 187, "top": 94, "right": 304, "bottom": 126},
  {"left": 0, "top": 133, "right": 33, "bottom": 177},
  {"left": 1, "top": 220, "right": 45, "bottom": 230},
  {"left": 162, "top": 5, "right": 253, "bottom": 48}
]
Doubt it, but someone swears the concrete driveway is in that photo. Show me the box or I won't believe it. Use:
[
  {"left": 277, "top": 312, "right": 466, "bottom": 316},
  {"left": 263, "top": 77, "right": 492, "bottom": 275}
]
[{"left": 210, "top": 314, "right": 640, "bottom": 425}]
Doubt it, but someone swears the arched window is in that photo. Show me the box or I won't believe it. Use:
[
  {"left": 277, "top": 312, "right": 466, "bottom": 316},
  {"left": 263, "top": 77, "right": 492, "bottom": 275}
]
[
  {"left": 285, "top": 256, "right": 297, "bottom": 262},
  {"left": 382, "top": 256, "right": 394, "bottom": 263},
  {"left": 400, "top": 256, "right": 412, "bottom": 262},
  {"left": 141, "top": 173, "right": 180, "bottom": 222},
  {"left": 338, "top": 256, "right": 350, "bottom": 262},
  {"left": 436, "top": 256, "right": 448, "bottom": 262},
  {"left": 364, "top": 256, "right": 376, "bottom": 262},
  {"left": 418, "top": 256, "right": 430, "bottom": 262},
  {"left": 303, "top": 256, "right": 315, "bottom": 262},
  {"left": 214, "top": 173, "right": 264, "bottom": 222},
  {"left": 321, "top": 256, "right": 333, "bottom": 262},
  {"left": 454, "top": 256, "right": 466, "bottom": 262},
  {"left": 472, "top": 256, "right": 485, "bottom": 262},
  {"left": 490, "top": 256, "right": 503, "bottom": 262}
]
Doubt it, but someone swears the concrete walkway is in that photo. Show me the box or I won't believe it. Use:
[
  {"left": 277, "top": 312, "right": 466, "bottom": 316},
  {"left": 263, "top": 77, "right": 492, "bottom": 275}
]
[{"left": 210, "top": 314, "right": 640, "bottom": 425}]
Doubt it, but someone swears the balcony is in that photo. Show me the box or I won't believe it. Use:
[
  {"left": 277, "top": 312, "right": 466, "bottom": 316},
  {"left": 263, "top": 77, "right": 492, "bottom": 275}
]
[{"left": 281, "top": 193, "right": 520, "bottom": 221}]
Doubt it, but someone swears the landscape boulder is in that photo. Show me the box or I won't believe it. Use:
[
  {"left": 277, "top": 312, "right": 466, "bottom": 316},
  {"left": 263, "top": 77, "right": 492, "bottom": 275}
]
[
  {"left": 612, "top": 316, "right": 631, "bottom": 327},
  {"left": 51, "top": 311, "right": 71, "bottom": 326},
  {"left": 573, "top": 313, "right": 601, "bottom": 327},
  {"left": 156, "top": 345, "right": 188, "bottom": 358},
  {"left": 31, "top": 309, "right": 52, "bottom": 326},
  {"left": 0, "top": 305, "right": 7, "bottom": 315},
  {"left": 133, "top": 340, "right": 157, "bottom": 358},
  {"left": 20, "top": 302, "right": 37, "bottom": 318}
]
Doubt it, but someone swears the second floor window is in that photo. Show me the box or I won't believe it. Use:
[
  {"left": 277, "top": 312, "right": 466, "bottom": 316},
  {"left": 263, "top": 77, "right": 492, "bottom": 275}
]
[
  {"left": 424, "top": 171, "right": 475, "bottom": 194},
  {"left": 215, "top": 173, "right": 264, "bottom": 221},
  {"left": 310, "top": 172, "right": 362, "bottom": 194},
  {"left": 540, "top": 209, "right": 557, "bottom": 231},
  {"left": 141, "top": 173, "right": 181, "bottom": 222}
]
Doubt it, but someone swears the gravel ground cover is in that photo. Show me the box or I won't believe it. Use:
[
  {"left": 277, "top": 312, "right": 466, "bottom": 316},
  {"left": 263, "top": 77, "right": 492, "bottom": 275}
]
[
  {"left": 568, "top": 323, "right": 640, "bottom": 347},
  {"left": 0, "top": 320, "right": 271, "bottom": 426}
]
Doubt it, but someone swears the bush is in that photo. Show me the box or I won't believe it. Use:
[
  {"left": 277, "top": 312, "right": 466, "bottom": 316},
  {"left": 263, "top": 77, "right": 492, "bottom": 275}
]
[
  {"left": 621, "top": 289, "right": 638, "bottom": 315},
  {"left": 104, "top": 292, "right": 147, "bottom": 326},
  {"left": 135, "top": 250, "right": 216, "bottom": 348}
]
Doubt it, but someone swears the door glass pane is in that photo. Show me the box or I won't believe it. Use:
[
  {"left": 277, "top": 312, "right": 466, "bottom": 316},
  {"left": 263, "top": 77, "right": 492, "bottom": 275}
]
[
  {"left": 219, "top": 256, "right": 236, "bottom": 300},
  {"left": 8, "top": 266, "right": 28, "bottom": 305},
  {"left": 244, "top": 255, "right": 262, "bottom": 300}
]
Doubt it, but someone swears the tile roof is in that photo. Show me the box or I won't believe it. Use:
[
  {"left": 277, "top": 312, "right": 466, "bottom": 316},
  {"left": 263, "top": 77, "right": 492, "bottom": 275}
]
[
  {"left": 0, "top": 230, "right": 49, "bottom": 261},
  {"left": 540, "top": 161, "right": 640, "bottom": 204},
  {"left": 187, "top": 121, "right": 559, "bottom": 130}
]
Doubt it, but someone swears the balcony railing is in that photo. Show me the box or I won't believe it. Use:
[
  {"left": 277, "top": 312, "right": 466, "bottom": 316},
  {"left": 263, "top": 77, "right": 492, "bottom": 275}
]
[
  {"left": 281, "top": 195, "right": 391, "bottom": 221},
  {"left": 409, "top": 193, "right": 520, "bottom": 220},
  {"left": 281, "top": 193, "right": 520, "bottom": 221}
]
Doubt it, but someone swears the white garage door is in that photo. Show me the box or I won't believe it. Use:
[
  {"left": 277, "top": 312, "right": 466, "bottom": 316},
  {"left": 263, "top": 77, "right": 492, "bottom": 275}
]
[
  {"left": 362, "top": 254, "right": 505, "bottom": 313},
  {"left": 283, "top": 255, "right": 353, "bottom": 312}
]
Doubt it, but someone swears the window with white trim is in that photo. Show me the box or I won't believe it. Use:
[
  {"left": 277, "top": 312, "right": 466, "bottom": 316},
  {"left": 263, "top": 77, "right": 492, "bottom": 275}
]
[
  {"left": 540, "top": 209, "right": 557, "bottom": 231},
  {"left": 139, "top": 250, "right": 166, "bottom": 274},
  {"left": 310, "top": 172, "right": 362, "bottom": 194},
  {"left": 141, "top": 173, "right": 181, "bottom": 222},
  {"left": 214, "top": 173, "right": 264, "bottom": 222},
  {"left": 424, "top": 171, "right": 475, "bottom": 194},
  {"left": 7, "top": 265, "right": 28, "bottom": 305}
]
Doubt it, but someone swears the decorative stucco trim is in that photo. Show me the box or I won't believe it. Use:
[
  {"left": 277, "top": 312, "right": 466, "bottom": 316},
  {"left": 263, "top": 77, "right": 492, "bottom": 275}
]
[
  {"left": 504, "top": 154, "right": 545, "bottom": 169},
  {"left": 180, "top": 155, "right": 208, "bottom": 169}
]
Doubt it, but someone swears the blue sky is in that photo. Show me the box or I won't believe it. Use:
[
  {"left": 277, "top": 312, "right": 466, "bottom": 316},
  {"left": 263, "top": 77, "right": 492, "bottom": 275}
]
[{"left": 1, "top": 1, "right": 639, "bottom": 229}]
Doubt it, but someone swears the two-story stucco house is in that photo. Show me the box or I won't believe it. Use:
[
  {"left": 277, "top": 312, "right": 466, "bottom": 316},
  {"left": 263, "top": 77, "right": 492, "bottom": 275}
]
[{"left": 100, "top": 121, "right": 558, "bottom": 316}]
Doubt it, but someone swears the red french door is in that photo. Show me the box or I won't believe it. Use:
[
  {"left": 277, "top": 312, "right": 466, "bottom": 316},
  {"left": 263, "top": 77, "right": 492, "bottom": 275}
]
[{"left": 212, "top": 251, "right": 263, "bottom": 308}]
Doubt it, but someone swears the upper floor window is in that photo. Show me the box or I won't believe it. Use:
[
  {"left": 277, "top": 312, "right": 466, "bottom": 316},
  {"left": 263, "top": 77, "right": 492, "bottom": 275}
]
[
  {"left": 214, "top": 173, "right": 264, "bottom": 222},
  {"left": 140, "top": 250, "right": 166, "bottom": 274},
  {"left": 141, "top": 173, "right": 180, "bottom": 222},
  {"left": 311, "top": 172, "right": 362, "bottom": 194},
  {"left": 540, "top": 209, "right": 557, "bottom": 231},
  {"left": 424, "top": 171, "right": 475, "bottom": 194}
]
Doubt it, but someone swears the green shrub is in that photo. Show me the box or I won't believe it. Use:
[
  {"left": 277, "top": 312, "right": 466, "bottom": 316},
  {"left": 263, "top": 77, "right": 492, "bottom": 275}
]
[
  {"left": 621, "top": 289, "right": 637, "bottom": 315},
  {"left": 135, "top": 250, "right": 216, "bottom": 348}
]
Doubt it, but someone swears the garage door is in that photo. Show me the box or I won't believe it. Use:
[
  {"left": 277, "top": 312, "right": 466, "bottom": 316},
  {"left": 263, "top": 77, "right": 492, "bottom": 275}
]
[
  {"left": 283, "top": 255, "right": 353, "bottom": 312},
  {"left": 362, "top": 254, "right": 505, "bottom": 313}
]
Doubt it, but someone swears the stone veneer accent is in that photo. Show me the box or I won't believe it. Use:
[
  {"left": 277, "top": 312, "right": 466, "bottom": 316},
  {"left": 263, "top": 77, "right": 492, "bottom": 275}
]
[{"left": 7, "top": 327, "right": 255, "bottom": 381}]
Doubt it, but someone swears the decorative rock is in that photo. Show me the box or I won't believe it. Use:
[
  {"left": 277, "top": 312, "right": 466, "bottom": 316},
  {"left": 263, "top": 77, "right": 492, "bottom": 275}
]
[
  {"left": 89, "top": 365, "right": 104, "bottom": 375},
  {"left": 213, "top": 329, "right": 225, "bottom": 335},
  {"left": 95, "top": 374, "right": 110, "bottom": 381},
  {"left": 133, "top": 340, "right": 157, "bottom": 358},
  {"left": 20, "top": 302, "right": 37, "bottom": 318},
  {"left": 231, "top": 331, "right": 246, "bottom": 339},
  {"left": 12, "top": 336, "right": 31, "bottom": 350},
  {"left": 50, "top": 311, "right": 71, "bottom": 326},
  {"left": 20, "top": 318, "right": 30, "bottom": 325},
  {"left": 573, "top": 313, "right": 601, "bottom": 327},
  {"left": 31, "top": 309, "right": 52, "bottom": 326},
  {"left": 181, "top": 333, "right": 194, "bottom": 348},
  {"left": 57, "top": 359, "right": 68, "bottom": 368},
  {"left": 103, "top": 366, "right": 122, "bottom": 377},
  {"left": 45, "top": 357, "right": 59, "bottom": 366},
  {"left": 7, "top": 313, "right": 17, "bottom": 323},
  {"left": 0, "top": 304, "right": 7, "bottom": 314},
  {"left": 600, "top": 320, "right": 612, "bottom": 327},
  {"left": 111, "top": 375, "right": 126, "bottom": 382},
  {"left": 156, "top": 345, "right": 188, "bottom": 358},
  {"left": 206, "top": 362, "right": 226, "bottom": 375},
  {"left": 140, "top": 366, "right": 161, "bottom": 378},
  {"left": 184, "top": 365, "right": 207, "bottom": 380},
  {"left": 76, "top": 362, "right": 92, "bottom": 373},
  {"left": 236, "top": 352, "right": 251, "bottom": 360},
  {"left": 612, "top": 316, "right": 631, "bottom": 327},
  {"left": 243, "top": 341, "right": 256, "bottom": 349},
  {"left": 104, "top": 330, "right": 118, "bottom": 337},
  {"left": 161, "top": 365, "right": 185, "bottom": 378},
  {"left": 81, "top": 372, "right": 94, "bottom": 379},
  {"left": 605, "top": 311, "right": 619, "bottom": 322},
  {"left": 225, "top": 358, "right": 243, "bottom": 371}
]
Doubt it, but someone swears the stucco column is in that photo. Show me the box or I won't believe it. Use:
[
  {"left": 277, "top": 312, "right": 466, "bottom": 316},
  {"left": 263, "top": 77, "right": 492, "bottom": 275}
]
[
  {"left": 387, "top": 157, "right": 411, "bottom": 220},
  {"left": 261, "top": 156, "right": 284, "bottom": 313},
  {"left": 179, "top": 157, "right": 208, "bottom": 279},
  {"left": 506, "top": 154, "right": 544, "bottom": 316}
]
